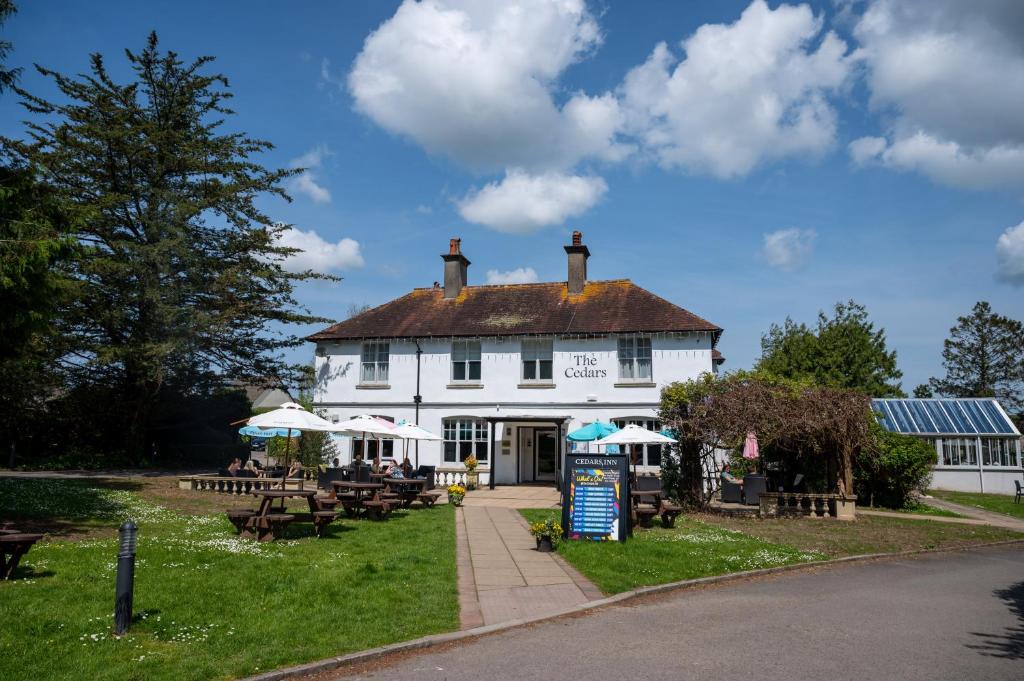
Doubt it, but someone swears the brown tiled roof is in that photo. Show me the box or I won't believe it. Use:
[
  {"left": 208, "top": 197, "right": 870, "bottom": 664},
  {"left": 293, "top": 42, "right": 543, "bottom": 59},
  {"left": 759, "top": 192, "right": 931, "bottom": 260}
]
[
  {"left": 307, "top": 279, "right": 721, "bottom": 342},
  {"left": 712, "top": 349, "right": 725, "bottom": 364}
]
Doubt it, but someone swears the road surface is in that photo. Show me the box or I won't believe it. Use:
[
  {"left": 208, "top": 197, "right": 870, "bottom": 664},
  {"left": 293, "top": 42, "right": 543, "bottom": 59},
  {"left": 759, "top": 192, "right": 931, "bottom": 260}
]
[{"left": 329, "top": 546, "right": 1023, "bottom": 681}]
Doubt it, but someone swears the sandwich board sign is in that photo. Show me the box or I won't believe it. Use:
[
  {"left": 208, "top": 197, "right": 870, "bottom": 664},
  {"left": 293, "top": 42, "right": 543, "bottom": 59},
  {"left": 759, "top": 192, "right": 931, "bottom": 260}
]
[{"left": 562, "top": 453, "right": 630, "bottom": 542}]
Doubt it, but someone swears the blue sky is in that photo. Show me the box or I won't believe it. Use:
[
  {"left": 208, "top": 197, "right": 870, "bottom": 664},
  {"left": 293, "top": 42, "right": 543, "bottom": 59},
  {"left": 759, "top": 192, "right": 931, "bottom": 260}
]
[{"left": 3, "top": 0, "right": 1023, "bottom": 392}]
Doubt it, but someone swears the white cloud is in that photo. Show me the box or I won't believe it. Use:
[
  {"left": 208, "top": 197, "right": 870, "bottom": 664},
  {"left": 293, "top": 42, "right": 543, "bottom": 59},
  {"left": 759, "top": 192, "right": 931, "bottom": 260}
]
[
  {"left": 486, "top": 267, "right": 540, "bottom": 285},
  {"left": 996, "top": 221, "right": 1024, "bottom": 286},
  {"left": 851, "top": 0, "right": 1024, "bottom": 189},
  {"left": 619, "top": 0, "right": 853, "bottom": 178},
  {"left": 348, "top": 0, "right": 626, "bottom": 172},
  {"left": 456, "top": 170, "right": 607, "bottom": 234},
  {"left": 848, "top": 136, "right": 887, "bottom": 165},
  {"left": 288, "top": 146, "right": 332, "bottom": 204},
  {"left": 276, "top": 227, "right": 364, "bottom": 273},
  {"left": 761, "top": 228, "right": 817, "bottom": 271}
]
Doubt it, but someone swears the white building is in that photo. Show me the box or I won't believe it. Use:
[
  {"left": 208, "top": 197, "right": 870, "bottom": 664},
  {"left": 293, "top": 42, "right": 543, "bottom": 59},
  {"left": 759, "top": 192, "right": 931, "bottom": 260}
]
[
  {"left": 872, "top": 398, "right": 1022, "bottom": 494},
  {"left": 309, "top": 233, "right": 723, "bottom": 487}
]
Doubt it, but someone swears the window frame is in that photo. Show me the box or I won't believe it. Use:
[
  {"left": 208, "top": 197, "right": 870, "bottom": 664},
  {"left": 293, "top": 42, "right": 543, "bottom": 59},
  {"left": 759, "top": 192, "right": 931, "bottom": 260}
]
[
  {"left": 617, "top": 335, "right": 653, "bottom": 382},
  {"left": 442, "top": 417, "right": 490, "bottom": 464},
  {"left": 521, "top": 338, "right": 554, "bottom": 383},
  {"left": 451, "top": 340, "right": 482, "bottom": 383},
  {"left": 359, "top": 341, "right": 390, "bottom": 384}
]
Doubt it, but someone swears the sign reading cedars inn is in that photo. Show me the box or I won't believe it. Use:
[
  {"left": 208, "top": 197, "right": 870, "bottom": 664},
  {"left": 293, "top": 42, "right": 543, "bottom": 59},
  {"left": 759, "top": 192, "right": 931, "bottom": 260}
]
[
  {"left": 564, "top": 353, "right": 607, "bottom": 378},
  {"left": 562, "top": 454, "right": 631, "bottom": 542}
]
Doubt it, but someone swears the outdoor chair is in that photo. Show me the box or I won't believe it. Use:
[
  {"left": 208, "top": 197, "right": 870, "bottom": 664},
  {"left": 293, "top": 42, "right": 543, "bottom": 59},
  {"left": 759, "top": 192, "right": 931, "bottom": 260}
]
[
  {"left": 743, "top": 475, "right": 767, "bottom": 506},
  {"left": 414, "top": 465, "right": 436, "bottom": 490},
  {"left": 1015, "top": 480, "right": 1022, "bottom": 504},
  {"left": 634, "top": 475, "right": 661, "bottom": 493},
  {"left": 721, "top": 479, "right": 743, "bottom": 504},
  {"left": 317, "top": 467, "right": 347, "bottom": 491}
]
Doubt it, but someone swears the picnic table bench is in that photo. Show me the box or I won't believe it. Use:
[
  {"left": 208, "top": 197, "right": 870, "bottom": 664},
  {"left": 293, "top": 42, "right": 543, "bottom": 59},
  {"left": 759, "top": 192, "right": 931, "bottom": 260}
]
[
  {"left": 331, "top": 481, "right": 386, "bottom": 519},
  {"left": 1, "top": 531, "right": 45, "bottom": 580},
  {"left": 383, "top": 477, "right": 428, "bottom": 508},
  {"left": 225, "top": 489, "right": 340, "bottom": 541},
  {"left": 416, "top": 490, "right": 443, "bottom": 507}
]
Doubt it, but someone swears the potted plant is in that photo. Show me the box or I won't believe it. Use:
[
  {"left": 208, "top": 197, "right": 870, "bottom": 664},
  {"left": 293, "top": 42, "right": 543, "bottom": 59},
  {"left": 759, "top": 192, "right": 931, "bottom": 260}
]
[
  {"left": 464, "top": 455, "right": 479, "bottom": 490},
  {"left": 447, "top": 483, "right": 466, "bottom": 506},
  {"left": 528, "top": 516, "right": 563, "bottom": 552}
]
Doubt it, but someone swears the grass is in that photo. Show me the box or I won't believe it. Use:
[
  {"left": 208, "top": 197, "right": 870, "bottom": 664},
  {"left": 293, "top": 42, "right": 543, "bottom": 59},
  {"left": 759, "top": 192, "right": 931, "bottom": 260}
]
[
  {"left": 0, "top": 477, "right": 457, "bottom": 681},
  {"left": 928, "top": 489, "right": 1024, "bottom": 520},
  {"left": 701, "top": 513, "right": 1023, "bottom": 558},
  {"left": 522, "top": 506, "right": 1024, "bottom": 595},
  {"left": 520, "top": 509, "right": 826, "bottom": 594}
]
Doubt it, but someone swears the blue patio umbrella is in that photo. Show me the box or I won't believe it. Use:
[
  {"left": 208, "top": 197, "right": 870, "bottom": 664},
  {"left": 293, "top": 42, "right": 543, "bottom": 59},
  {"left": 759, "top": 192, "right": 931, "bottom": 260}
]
[{"left": 566, "top": 421, "right": 620, "bottom": 453}]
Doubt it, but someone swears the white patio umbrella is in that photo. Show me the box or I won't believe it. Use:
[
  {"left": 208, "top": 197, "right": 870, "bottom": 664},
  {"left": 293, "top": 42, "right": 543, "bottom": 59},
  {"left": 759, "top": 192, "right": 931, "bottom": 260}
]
[
  {"left": 594, "top": 424, "right": 677, "bottom": 476},
  {"left": 389, "top": 422, "right": 443, "bottom": 468},
  {"left": 242, "top": 402, "right": 338, "bottom": 469},
  {"left": 332, "top": 414, "right": 399, "bottom": 465}
]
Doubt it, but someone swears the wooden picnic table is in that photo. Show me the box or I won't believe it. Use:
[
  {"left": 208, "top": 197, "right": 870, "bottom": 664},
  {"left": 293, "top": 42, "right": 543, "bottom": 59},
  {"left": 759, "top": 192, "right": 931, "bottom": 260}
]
[
  {"left": 331, "top": 481, "right": 387, "bottom": 519},
  {"left": 1, "top": 532, "right": 45, "bottom": 580},
  {"left": 382, "top": 477, "right": 428, "bottom": 508},
  {"left": 224, "top": 489, "right": 339, "bottom": 542}
]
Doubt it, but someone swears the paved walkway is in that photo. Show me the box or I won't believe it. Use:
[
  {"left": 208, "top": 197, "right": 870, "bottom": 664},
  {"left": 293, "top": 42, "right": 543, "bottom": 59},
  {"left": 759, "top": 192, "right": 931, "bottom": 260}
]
[
  {"left": 456, "top": 503, "right": 601, "bottom": 628},
  {"left": 462, "top": 485, "right": 560, "bottom": 509},
  {"left": 922, "top": 497, "right": 1024, "bottom": 531}
]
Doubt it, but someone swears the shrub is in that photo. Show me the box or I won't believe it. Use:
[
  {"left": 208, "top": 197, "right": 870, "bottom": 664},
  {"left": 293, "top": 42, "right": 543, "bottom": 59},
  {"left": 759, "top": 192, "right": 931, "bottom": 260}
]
[
  {"left": 855, "top": 425, "right": 937, "bottom": 508},
  {"left": 528, "top": 516, "right": 563, "bottom": 540}
]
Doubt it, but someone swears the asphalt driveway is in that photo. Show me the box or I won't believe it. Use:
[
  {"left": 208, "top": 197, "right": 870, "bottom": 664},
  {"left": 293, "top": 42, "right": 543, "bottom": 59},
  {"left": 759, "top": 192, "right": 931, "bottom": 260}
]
[{"left": 330, "top": 545, "right": 1024, "bottom": 681}]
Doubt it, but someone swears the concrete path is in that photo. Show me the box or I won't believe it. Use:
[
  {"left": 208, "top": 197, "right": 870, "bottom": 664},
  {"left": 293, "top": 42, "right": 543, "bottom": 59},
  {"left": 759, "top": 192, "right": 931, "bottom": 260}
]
[
  {"left": 333, "top": 545, "right": 1024, "bottom": 681},
  {"left": 462, "top": 485, "right": 560, "bottom": 509},
  {"left": 455, "top": 505, "right": 600, "bottom": 628}
]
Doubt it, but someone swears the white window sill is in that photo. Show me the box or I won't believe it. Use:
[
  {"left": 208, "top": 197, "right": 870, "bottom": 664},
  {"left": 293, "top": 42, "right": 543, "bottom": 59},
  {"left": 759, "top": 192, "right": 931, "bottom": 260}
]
[
  {"left": 614, "top": 381, "right": 656, "bottom": 388},
  {"left": 518, "top": 382, "right": 556, "bottom": 389},
  {"left": 356, "top": 383, "right": 390, "bottom": 390},
  {"left": 447, "top": 382, "right": 484, "bottom": 389}
]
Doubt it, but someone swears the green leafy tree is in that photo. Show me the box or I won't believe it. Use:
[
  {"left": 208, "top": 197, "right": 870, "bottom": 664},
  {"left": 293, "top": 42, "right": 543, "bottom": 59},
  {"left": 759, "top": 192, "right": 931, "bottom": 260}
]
[
  {"left": 757, "top": 300, "right": 904, "bottom": 397},
  {"left": 8, "top": 34, "right": 335, "bottom": 461},
  {"left": 912, "top": 384, "right": 933, "bottom": 398},
  {"left": 855, "top": 423, "right": 936, "bottom": 509},
  {"left": 928, "top": 301, "right": 1024, "bottom": 410}
]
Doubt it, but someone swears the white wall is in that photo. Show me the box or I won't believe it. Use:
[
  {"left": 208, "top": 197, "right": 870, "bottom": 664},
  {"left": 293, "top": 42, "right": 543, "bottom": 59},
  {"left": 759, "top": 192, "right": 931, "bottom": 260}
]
[
  {"left": 932, "top": 468, "right": 1023, "bottom": 495},
  {"left": 313, "top": 333, "right": 713, "bottom": 408}
]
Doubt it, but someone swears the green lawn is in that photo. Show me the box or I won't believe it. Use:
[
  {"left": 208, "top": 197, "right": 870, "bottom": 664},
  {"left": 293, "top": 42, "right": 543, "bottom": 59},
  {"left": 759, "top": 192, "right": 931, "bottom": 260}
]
[
  {"left": 0, "top": 477, "right": 457, "bottom": 681},
  {"left": 928, "top": 489, "right": 1024, "bottom": 520},
  {"left": 519, "top": 509, "right": 825, "bottom": 594}
]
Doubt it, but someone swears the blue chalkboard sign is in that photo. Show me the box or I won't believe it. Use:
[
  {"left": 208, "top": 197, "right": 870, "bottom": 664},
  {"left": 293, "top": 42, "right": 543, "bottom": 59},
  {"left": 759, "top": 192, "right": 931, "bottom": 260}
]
[{"left": 562, "top": 453, "right": 630, "bottom": 542}]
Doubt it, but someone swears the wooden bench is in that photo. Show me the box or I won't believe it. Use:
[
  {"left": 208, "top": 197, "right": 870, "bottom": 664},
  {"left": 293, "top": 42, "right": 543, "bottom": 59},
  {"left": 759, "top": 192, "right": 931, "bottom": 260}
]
[
  {"left": 416, "top": 491, "right": 442, "bottom": 507},
  {"left": 225, "top": 509, "right": 258, "bottom": 534},
  {"left": 660, "top": 504, "right": 683, "bottom": 529},
  {"left": 361, "top": 500, "right": 393, "bottom": 521},
  {"left": 315, "top": 497, "right": 341, "bottom": 510},
  {"left": 634, "top": 506, "right": 660, "bottom": 528},
  {"left": 1, "top": 533, "right": 45, "bottom": 580},
  {"left": 311, "top": 511, "right": 339, "bottom": 537},
  {"left": 257, "top": 513, "right": 295, "bottom": 542}
]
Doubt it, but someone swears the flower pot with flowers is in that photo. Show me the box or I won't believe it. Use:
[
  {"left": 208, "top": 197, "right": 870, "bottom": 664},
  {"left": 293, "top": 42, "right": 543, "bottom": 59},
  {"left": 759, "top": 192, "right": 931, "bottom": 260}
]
[
  {"left": 447, "top": 484, "right": 466, "bottom": 506},
  {"left": 464, "top": 455, "right": 479, "bottom": 490},
  {"left": 528, "top": 516, "right": 563, "bottom": 552}
]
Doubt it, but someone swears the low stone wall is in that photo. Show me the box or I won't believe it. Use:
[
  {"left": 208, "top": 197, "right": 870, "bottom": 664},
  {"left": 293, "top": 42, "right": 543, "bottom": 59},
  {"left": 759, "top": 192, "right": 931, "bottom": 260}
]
[{"left": 178, "top": 475, "right": 306, "bottom": 494}]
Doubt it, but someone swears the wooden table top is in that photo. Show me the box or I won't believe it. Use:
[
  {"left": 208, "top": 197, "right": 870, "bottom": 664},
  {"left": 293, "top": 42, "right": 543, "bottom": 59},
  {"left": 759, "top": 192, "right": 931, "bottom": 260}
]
[
  {"left": 251, "top": 489, "right": 317, "bottom": 498},
  {"left": 332, "top": 481, "right": 384, "bottom": 490},
  {"left": 383, "top": 477, "right": 426, "bottom": 487}
]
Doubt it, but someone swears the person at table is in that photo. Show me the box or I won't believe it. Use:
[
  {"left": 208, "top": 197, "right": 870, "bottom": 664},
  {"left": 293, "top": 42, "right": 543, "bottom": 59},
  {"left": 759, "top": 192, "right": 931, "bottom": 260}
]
[
  {"left": 227, "top": 458, "right": 241, "bottom": 475},
  {"left": 384, "top": 459, "right": 405, "bottom": 478},
  {"left": 332, "top": 457, "right": 341, "bottom": 468},
  {"left": 401, "top": 456, "right": 413, "bottom": 478},
  {"left": 286, "top": 460, "right": 302, "bottom": 479},
  {"left": 238, "top": 460, "right": 259, "bottom": 478},
  {"left": 371, "top": 455, "right": 381, "bottom": 474}
]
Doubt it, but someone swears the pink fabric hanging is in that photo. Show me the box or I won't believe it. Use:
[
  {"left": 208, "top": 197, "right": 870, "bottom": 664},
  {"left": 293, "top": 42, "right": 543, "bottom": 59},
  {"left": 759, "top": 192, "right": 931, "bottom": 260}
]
[{"left": 742, "top": 431, "right": 760, "bottom": 460}]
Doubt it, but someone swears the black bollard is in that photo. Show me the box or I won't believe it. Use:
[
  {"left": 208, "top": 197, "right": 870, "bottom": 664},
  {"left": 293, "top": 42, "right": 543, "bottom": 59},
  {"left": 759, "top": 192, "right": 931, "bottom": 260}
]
[{"left": 113, "top": 520, "right": 138, "bottom": 636}]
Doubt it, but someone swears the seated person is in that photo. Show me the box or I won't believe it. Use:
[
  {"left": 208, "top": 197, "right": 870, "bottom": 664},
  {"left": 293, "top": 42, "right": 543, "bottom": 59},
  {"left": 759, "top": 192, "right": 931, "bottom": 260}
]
[
  {"left": 286, "top": 461, "right": 302, "bottom": 479},
  {"left": 721, "top": 463, "right": 743, "bottom": 486},
  {"left": 237, "top": 460, "right": 259, "bottom": 478},
  {"left": 226, "top": 458, "right": 242, "bottom": 476},
  {"left": 332, "top": 457, "right": 341, "bottom": 468},
  {"left": 384, "top": 460, "right": 404, "bottom": 478},
  {"left": 401, "top": 457, "right": 413, "bottom": 478}
]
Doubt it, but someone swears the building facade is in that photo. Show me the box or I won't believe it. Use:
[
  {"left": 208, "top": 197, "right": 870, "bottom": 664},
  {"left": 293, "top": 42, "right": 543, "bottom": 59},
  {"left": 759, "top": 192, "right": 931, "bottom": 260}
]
[
  {"left": 308, "top": 233, "right": 723, "bottom": 486},
  {"left": 872, "top": 398, "right": 1022, "bottom": 494}
]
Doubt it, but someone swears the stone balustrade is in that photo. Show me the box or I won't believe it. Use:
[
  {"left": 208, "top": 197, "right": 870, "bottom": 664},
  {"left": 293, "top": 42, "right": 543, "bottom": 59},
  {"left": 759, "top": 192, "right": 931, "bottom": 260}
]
[
  {"left": 759, "top": 491, "right": 857, "bottom": 520},
  {"left": 178, "top": 475, "right": 306, "bottom": 494}
]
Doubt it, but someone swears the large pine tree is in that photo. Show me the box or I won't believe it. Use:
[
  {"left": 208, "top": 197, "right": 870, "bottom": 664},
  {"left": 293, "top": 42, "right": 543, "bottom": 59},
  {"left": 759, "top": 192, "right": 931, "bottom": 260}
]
[
  {"left": 928, "top": 301, "right": 1024, "bottom": 410},
  {"left": 9, "top": 33, "right": 334, "bottom": 461}
]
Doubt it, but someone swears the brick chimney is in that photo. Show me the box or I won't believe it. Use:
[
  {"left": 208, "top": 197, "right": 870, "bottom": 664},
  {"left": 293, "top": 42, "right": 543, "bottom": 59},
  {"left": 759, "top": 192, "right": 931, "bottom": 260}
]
[
  {"left": 564, "top": 230, "right": 590, "bottom": 295},
  {"left": 441, "top": 237, "right": 470, "bottom": 299}
]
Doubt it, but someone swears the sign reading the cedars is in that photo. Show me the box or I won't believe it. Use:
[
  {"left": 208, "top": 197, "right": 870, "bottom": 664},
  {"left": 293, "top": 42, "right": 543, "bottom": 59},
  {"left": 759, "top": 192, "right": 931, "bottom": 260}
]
[
  {"left": 562, "top": 454, "right": 630, "bottom": 542},
  {"left": 564, "top": 353, "right": 607, "bottom": 378}
]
